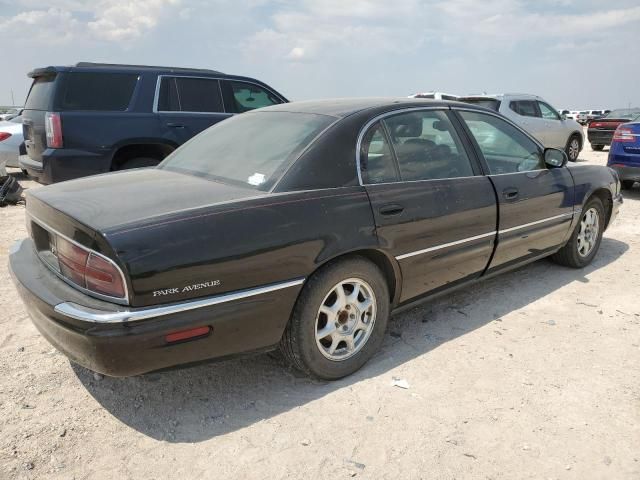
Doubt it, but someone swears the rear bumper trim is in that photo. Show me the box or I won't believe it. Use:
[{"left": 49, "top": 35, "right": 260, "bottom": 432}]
[{"left": 54, "top": 278, "right": 306, "bottom": 324}]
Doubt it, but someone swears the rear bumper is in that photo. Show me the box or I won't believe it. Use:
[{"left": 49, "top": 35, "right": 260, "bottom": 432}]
[
  {"left": 588, "top": 129, "right": 614, "bottom": 146},
  {"left": 609, "top": 163, "right": 640, "bottom": 182},
  {"left": 19, "top": 148, "right": 112, "bottom": 184},
  {"left": 9, "top": 238, "right": 302, "bottom": 376}
]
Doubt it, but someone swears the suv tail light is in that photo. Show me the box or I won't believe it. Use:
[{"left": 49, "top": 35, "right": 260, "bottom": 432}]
[
  {"left": 45, "top": 112, "right": 63, "bottom": 148},
  {"left": 0, "top": 132, "right": 11, "bottom": 142},
  {"left": 55, "top": 236, "right": 126, "bottom": 299},
  {"left": 613, "top": 127, "right": 635, "bottom": 143}
]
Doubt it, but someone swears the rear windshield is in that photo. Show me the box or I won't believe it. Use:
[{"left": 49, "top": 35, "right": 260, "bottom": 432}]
[
  {"left": 459, "top": 98, "right": 501, "bottom": 111},
  {"left": 54, "top": 72, "right": 138, "bottom": 111},
  {"left": 604, "top": 109, "right": 640, "bottom": 120},
  {"left": 160, "top": 111, "right": 335, "bottom": 191},
  {"left": 24, "top": 75, "right": 57, "bottom": 110}
]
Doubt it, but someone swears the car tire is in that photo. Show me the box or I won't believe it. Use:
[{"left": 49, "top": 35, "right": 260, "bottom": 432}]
[
  {"left": 280, "top": 256, "right": 390, "bottom": 380},
  {"left": 118, "top": 157, "right": 161, "bottom": 170},
  {"left": 591, "top": 144, "right": 604, "bottom": 151},
  {"left": 621, "top": 180, "right": 635, "bottom": 190},
  {"left": 565, "top": 134, "right": 581, "bottom": 162},
  {"left": 551, "top": 197, "right": 605, "bottom": 268}
]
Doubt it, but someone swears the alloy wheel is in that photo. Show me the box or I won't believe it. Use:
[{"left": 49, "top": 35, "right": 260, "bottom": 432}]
[
  {"left": 315, "top": 278, "right": 377, "bottom": 361},
  {"left": 577, "top": 207, "right": 600, "bottom": 257},
  {"left": 569, "top": 138, "right": 580, "bottom": 161}
]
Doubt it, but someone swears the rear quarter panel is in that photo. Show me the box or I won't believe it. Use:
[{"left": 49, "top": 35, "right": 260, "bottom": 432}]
[
  {"left": 566, "top": 164, "right": 618, "bottom": 223},
  {"left": 104, "top": 187, "right": 378, "bottom": 307}
]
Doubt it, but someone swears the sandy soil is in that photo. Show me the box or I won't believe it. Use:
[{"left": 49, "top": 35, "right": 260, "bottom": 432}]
[{"left": 1, "top": 139, "right": 639, "bottom": 480}]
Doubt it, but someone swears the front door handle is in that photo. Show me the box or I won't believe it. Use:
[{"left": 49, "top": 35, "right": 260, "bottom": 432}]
[
  {"left": 503, "top": 188, "right": 519, "bottom": 200},
  {"left": 379, "top": 204, "right": 405, "bottom": 216},
  {"left": 167, "top": 123, "right": 185, "bottom": 128}
]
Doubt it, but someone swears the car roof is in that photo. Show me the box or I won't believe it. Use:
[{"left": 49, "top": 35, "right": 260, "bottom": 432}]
[
  {"left": 261, "top": 97, "right": 472, "bottom": 117},
  {"left": 28, "top": 62, "right": 225, "bottom": 78},
  {"left": 462, "top": 93, "right": 541, "bottom": 101}
]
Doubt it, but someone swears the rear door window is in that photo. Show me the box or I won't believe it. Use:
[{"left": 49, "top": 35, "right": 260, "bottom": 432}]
[
  {"left": 24, "top": 76, "right": 57, "bottom": 110},
  {"left": 360, "top": 122, "right": 398, "bottom": 184},
  {"left": 157, "top": 77, "right": 223, "bottom": 113},
  {"left": 538, "top": 102, "right": 561, "bottom": 120},
  {"left": 509, "top": 101, "right": 539, "bottom": 117},
  {"left": 224, "top": 81, "right": 281, "bottom": 113},
  {"left": 55, "top": 72, "right": 138, "bottom": 111}
]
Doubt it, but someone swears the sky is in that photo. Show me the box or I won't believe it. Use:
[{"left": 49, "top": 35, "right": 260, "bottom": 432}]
[{"left": 1, "top": 0, "right": 639, "bottom": 109}]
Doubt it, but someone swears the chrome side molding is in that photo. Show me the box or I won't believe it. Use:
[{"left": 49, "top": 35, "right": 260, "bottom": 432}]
[{"left": 54, "top": 278, "right": 305, "bottom": 324}]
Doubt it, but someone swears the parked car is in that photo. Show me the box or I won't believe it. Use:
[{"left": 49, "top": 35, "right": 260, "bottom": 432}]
[
  {"left": 0, "top": 108, "right": 21, "bottom": 121},
  {"left": 459, "top": 94, "right": 584, "bottom": 161},
  {"left": 576, "top": 111, "right": 591, "bottom": 125},
  {"left": 20, "top": 62, "right": 288, "bottom": 184},
  {"left": 588, "top": 108, "right": 640, "bottom": 151},
  {"left": 9, "top": 98, "right": 622, "bottom": 379},
  {"left": 607, "top": 115, "right": 640, "bottom": 189},
  {"left": 408, "top": 92, "right": 459, "bottom": 100},
  {"left": 0, "top": 116, "right": 24, "bottom": 175}
]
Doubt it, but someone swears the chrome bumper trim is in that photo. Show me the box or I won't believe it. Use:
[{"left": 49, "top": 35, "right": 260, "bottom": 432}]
[{"left": 54, "top": 278, "right": 306, "bottom": 324}]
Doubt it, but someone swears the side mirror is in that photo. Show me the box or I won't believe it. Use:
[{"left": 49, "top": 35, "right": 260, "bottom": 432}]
[{"left": 545, "top": 148, "right": 568, "bottom": 168}]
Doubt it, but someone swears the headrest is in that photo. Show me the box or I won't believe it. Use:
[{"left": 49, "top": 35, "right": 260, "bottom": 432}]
[{"left": 386, "top": 113, "right": 422, "bottom": 138}]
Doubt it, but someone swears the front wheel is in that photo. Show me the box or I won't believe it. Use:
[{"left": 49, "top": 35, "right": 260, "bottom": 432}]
[
  {"left": 591, "top": 144, "right": 604, "bottom": 151},
  {"left": 566, "top": 135, "right": 581, "bottom": 162},
  {"left": 551, "top": 197, "right": 605, "bottom": 268},
  {"left": 280, "top": 257, "right": 389, "bottom": 380}
]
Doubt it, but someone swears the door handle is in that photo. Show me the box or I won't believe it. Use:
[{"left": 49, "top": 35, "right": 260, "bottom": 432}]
[
  {"left": 379, "top": 204, "right": 405, "bottom": 216},
  {"left": 167, "top": 123, "right": 185, "bottom": 128},
  {"left": 503, "top": 188, "right": 519, "bottom": 200}
]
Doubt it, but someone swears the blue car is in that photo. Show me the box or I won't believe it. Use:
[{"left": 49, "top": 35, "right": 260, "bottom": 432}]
[{"left": 608, "top": 115, "right": 640, "bottom": 190}]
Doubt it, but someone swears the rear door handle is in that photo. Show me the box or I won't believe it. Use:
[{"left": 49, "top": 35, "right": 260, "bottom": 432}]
[
  {"left": 503, "top": 188, "right": 519, "bottom": 200},
  {"left": 379, "top": 204, "right": 404, "bottom": 216},
  {"left": 167, "top": 123, "right": 185, "bottom": 128}
]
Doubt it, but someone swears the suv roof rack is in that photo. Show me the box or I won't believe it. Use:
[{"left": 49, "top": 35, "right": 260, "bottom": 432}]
[{"left": 74, "top": 62, "right": 224, "bottom": 74}]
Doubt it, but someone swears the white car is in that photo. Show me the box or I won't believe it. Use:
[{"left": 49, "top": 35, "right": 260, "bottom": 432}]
[
  {"left": 0, "top": 108, "right": 21, "bottom": 121},
  {"left": 408, "top": 91, "right": 460, "bottom": 101},
  {"left": 459, "top": 94, "right": 584, "bottom": 162},
  {"left": 0, "top": 116, "right": 24, "bottom": 176}
]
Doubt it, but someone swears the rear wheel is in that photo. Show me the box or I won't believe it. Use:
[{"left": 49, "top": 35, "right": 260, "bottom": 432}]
[
  {"left": 565, "top": 135, "right": 581, "bottom": 162},
  {"left": 551, "top": 197, "right": 605, "bottom": 268},
  {"left": 621, "top": 180, "right": 635, "bottom": 190},
  {"left": 118, "top": 157, "right": 161, "bottom": 170},
  {"left": 280, "top": 257, "right": 389, "bottom": 380},
  {"left": 591, "top": 144, "right": 604, "bottom": 151}
]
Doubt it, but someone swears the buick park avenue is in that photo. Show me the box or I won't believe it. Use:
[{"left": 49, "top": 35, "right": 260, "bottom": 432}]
[{"left": 9, "top": 98, "right": 622, "bottom": 380}]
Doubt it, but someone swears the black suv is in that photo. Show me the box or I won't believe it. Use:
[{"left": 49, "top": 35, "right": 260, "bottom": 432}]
[{"left": 20, "top": 63, "right": 288, "bottom": 184}]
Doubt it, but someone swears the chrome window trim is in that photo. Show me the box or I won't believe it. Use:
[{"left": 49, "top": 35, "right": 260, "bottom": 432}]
[
  {"left": 27, "top": 213, "right": 130, "bottom": 305},
  {"left": 152, "top": 75, "right": 285, "bottom": 115},
  {"left": 395, "top": 231, "right": 497, "bottom": 261},
  {"left": 498, "top": 211, "right": 577, "bottom": 234},
  {"left": 54, "top": 278, "right": 305, "bottom": 324}
]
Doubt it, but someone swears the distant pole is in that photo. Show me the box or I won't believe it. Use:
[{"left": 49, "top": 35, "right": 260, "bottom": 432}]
[{"left": 10, "top": 89, "right": 15, "bottom": 106}]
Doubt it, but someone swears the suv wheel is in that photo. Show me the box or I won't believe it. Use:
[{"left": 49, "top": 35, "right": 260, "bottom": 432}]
[
  {"left": 565, "top": 135, "right": 581, "bottom": 162},
  {"left": 591, "top": 144, "right": 604, "bottom": 151},
  {"left": 280, "top": 257, "right": 389, "bottom": 380},
  {"left": 118, "top": 157, "right": 161, "bottom": 170}
]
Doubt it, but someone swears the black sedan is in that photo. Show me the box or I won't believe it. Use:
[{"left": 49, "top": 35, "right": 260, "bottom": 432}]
[{"left": 9, "top": 98, "right": 622, "bottom": 380}]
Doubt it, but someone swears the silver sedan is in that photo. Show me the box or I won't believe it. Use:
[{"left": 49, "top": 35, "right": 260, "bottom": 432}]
[{"left": 0, "top": 116, "right": 23, "bottom": 177}]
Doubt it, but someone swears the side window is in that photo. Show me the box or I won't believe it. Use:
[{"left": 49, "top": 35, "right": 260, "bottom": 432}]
[
  {"left": 509, "top": 100, "right": 539, "bottom": 118},
  {"left": 382, "top": 110, "right": 474, "bottom": 181},
  {"left": 227, "top": 81, "right": 281, "bottom": 113},
  {"left": 56, "top": 72, "right": 138, "bottom": 111},
  {"left": 360, "top": 123, "right": 397, "bottom": 184},
  {"left": 459, "top": 111, "right": 544, "bottom": 174},
  {"left": 538, "top": 102, "right": 561, "bottom": 120},
  {"left": 157, "top": 77, "right": 223, "bottom": 113}
]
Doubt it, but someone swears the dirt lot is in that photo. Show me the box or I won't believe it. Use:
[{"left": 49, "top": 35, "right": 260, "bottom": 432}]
[{"left": 1, "top": 140, "right": 639, "bottom": 480}]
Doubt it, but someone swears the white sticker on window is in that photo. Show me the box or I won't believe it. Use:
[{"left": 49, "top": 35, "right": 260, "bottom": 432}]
[{"left": 248, "top": 173, "right": 266, "bottom": 186}]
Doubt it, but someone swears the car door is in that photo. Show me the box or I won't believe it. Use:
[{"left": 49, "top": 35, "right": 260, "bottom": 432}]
[
  {"left": 538, "top": 101, "right": 566, "bottom": 149},
  {"left": 360, "top": 108, "right": 498, "bottom": 303},
  {"left": 507, "top": 100, "right": 548, "bottom": 145},
  {"left": 455, "top": 109, "right": 575, "bottom": 272},
  {"left": 155, "top": 76, "right": 231, "bottom": 144}
]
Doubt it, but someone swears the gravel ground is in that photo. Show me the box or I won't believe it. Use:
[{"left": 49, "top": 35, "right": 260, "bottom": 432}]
[{"left": 1, "top": 140, "right": 639, "bottom": 479}]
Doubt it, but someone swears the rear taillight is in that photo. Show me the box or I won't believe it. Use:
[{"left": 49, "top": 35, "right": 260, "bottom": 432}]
[
  {"left": 45, "top": 112, "right": 63, "bottom": 148},
  {"left": 613, "top": 127, "right": 635, "bottom": 143},
  {"left": 55, "top": 236, "right": 126, "bottom": 299},
  {"left": 0, "top": 132, "right": 11, "bottom": 142}
]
